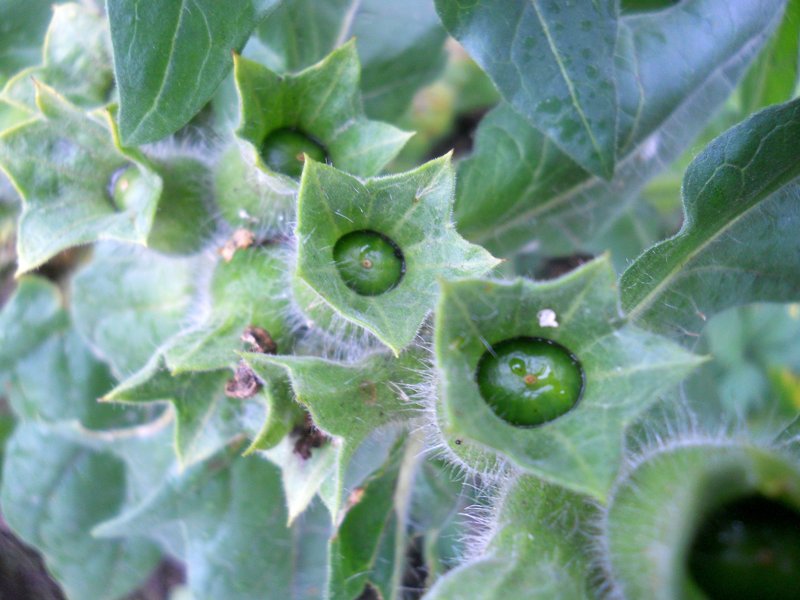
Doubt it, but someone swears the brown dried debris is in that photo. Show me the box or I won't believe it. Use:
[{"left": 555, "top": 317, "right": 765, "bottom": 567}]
[
  {"left": 241, "top": 326, "right": 278, "bottom": 354},
  {"left": 224, "top": 362, "right": 262, "bottom": 399},
  {"left": 219, "top": 228, "right": 256, "bottom": 262},
  {"left": 292, "top": 412, "right": 328, "bottom": 459}
]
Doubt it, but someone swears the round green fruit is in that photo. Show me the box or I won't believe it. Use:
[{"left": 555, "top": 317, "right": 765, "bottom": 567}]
[
  {"left": 476, "top": 337, "right": 583, "bottom": 427},
  {"left": 333, "top": 230, "right": 405, "bottom": 296},
  {"left": 688, "top": 495, "right": 800, "bottom": 600},
  {"left": 260, "top": 128, "right": 327, "bottom": 178}
]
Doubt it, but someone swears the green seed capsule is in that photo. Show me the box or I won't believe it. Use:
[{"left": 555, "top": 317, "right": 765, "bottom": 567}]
[
  {"left": 260, "top": 128, "right": 327, "bottom": 178},
  {"left": 333, "top": 230, "right": 405, "bottom": 296},
  {"left": 476, "top": 337, "right": 583, "bottom": 427},
  {"left": 110, "top": 164, "right": 139, "bottom": 210},
  {"left": 689, "top": 495, "right": 800, "bottom": 600}
]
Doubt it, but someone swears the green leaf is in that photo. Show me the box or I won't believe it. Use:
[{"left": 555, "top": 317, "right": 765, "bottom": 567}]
[
  {"left": 235, "top": 41, "right": 411, "bottom": 178},
  {"left": 434, "top": 256, "right": 704, "bottom": 499},
  {"left": 0, "top": 85, "right": 162, "bottom": 273},
  {"left": 409, "top": 458, "right": 474, "bottom": 582},
  {"left": 426, "top": 476, "right": 597, "bottom": 599},
  {"left": 260, "top": 428, "right": 338, "bottom": 523},
  {"left": 95, "top": 447, "right": 331, "bottom": 600},
  {"left": 682, "top": 304, "right": 800, "bottom": 433},
  {"left": 0, "top": 276, "right": 150, "bottom": 429},
  {"left": 0, "top": 276, "right": 67, "bottom": 370},
  {"left": 1, "top": 3, "right": 113, "bottom": 110},
  {"left": 739, "top": 0, "right": 800, "bottom": 115},
  {"left": 71, "top": 243, "right": 197, "bottom": 377},
  {"left": 251, "top": 0, "right": 447, "bottom": 121},
  {"left": 164, "top": 245, "right": 293, "bottom": 373},
  {"left": 295, "top": 155, "right": 498, "bottom": 354},
  {"left": 454, "top": 0, "right": 784, "bottom": 257},
  {"left": 108, "top": 0, "right": 280, "bottom": 145},
  {"left": 104, "top": 357, "right": 247, "bottom": 466},
  {"left": 621, "top": 97, "right": 800, "bottom": 338},
  {"left": 775, "top": 415, "right": 800, "bottom": 459},
  {"left": 602, "top": 442, "right": 800, "bottom": 599},
  {"left": 244, "top": 350, "right": 423, "bottom": 519},
  {"left": 0, "top": 0, "right": 63, "bottom": 82},
  {"left": 435, "top": 0, "right": 619, "bottom": 178},
  {"left": 1, "top": 423, "right": 161, "bottom": 600},
  {"left": 329, "top": 440, "right": 412, "bottom": 600}
]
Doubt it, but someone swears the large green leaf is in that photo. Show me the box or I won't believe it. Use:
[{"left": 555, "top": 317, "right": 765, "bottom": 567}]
[
  {"left": 1, "top": 423, "right": 161, "bottom": 600},
  {"left": 328, "top": 439, "right": 415, "bottom": 600},
  {"left": 71, "top": 243, "right": 196, "bottom": 377},
  {"left": 454, "top": 0, "right": 784, "bottom": 257},
  {"left": 0, "top": 85, "right": 161, "bottom": 273},
  {"left": 108, "top": 0, "right": 280, "bottom": 145},
  {"left": 0, "top": 0, "right": 64, "bottom": 83},
  {"left": 739, "top": 0, "right": 800, "bottom": 115},
  {"left": 0, "top": 276, "right": 148, "bottom": 430},
  {"left": 435, "top": 0, "right": 619, "bottom": 178},
  {"left": 425, "top": 476, "right": 597, "bottom": 599},
  {"left": 250, "top": 0, "right": 447, "bottom": 121},
  {"left": 1, "top": 3, "right": 112, "bottom": 110},
  {"left": 621, "top": 97, "right": 800, "bottom": 338},
  {"left": 0, "top": 277, "right": 67, "bottom": 370},
  {"left": 95, "top": 446, "right": 331, "bottom": 600},
  {"left": 434, "top": 256, "right": 703, "bottom": 499},
  {"left": 294, "top": 156, "right": 499, "bottom": 354},
  {"left": 245, "top": 351, "right": 423, "bottom": 520}
]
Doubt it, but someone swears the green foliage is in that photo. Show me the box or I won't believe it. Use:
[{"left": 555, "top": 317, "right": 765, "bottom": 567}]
[{"left": 1, "top": 1, "right": 799, "bottom": 599}]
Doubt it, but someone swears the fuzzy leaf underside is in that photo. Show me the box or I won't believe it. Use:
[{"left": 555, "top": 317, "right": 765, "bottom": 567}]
[
  {"left": 454, "top": 0, "right": 783, "bottom": 258},
  {"left": 435, "top": 256, "right": 704, "bottom": 498},
  {"left": 622, "top": 97, "right": 800, "bottom": 338},
  {"left": 435, "top": 0, "right": 619, "bottom": 179},
  {"left": 1, "top": 3, "right": 112, "bottom": 111},
  {"left": 295, "top": 156, "right": 499, "bottom": 353},
  {"left": 108, "top": 0, "right": 280, "bottom": 145},
  {"left": 71, "top": 243, "right": 196, "bottom": 378},
  {"left": 0, "top": 0, "right": 61, "bottom": 82},
  {"left": 251, "top": 0, "right": 447, "bottom": 121},
  {"left": 0, "top": 276, "right": 147, "bottom": 430},
  {"left": 1, "top": 424, "right": 161, "bottom": 600},
  {"left": 95, "top": 446, "right": 331, "bottom": 600},
  {"left": 426, "top": 476, "right": 597, "bottom": 599},
  {"left": 0, "top": 85, "right": 161, "bottom": 273}
]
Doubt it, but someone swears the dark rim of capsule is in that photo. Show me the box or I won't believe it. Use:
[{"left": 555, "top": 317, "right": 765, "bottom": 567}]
[{"left": 259, "top": 127, "right": 328, "bottom": 178}]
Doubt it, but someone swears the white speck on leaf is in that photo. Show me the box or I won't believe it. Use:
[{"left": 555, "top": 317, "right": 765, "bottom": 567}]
[{"left": 538, "top": 309, "right": 558, "bottom": 328}]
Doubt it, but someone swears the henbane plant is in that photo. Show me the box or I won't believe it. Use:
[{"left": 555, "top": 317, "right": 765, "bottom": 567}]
[{"left": 0, "top": 1, "right": 798, "bottom": 599}]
